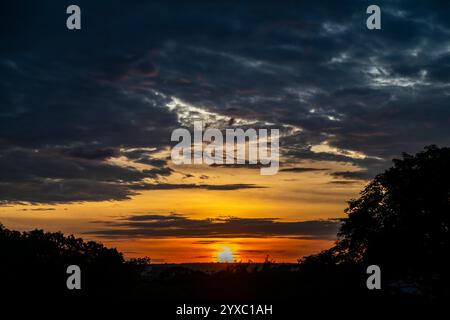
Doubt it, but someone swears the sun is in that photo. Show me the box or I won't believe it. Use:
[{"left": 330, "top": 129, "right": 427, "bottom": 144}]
[{"left": 217, "top": 246, "right": 234, "bottom": 263}]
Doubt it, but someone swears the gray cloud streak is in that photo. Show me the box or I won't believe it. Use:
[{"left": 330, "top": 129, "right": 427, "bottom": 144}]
[{"left": 87, "top": 214, "right": 341, "bottom": 240}]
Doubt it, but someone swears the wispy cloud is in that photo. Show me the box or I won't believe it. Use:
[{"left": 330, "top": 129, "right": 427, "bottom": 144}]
[
  {"left": 129, "top": 183, "right": 265, "bottom": 191},
  {"left": 86, "top": 214, "right": 341, "bottom": 240}
]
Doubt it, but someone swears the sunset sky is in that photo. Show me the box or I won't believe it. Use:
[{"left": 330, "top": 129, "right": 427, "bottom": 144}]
[{"left": 1, "top": 1, "right": 450, "bottom": 263}]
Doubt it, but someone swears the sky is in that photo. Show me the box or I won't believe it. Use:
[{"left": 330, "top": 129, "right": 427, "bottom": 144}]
[{"left": 1, "top": 0, "right": 450, "bottom": 263}]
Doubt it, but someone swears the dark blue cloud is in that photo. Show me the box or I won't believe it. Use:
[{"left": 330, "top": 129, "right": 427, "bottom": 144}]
[{"left": 1, "top": 0, "right": 450, "bottom": 203}]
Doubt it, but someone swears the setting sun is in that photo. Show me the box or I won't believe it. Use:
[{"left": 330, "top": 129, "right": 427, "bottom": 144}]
[{"left": 217, "top": 246, "right": 235, "bottom": 263}]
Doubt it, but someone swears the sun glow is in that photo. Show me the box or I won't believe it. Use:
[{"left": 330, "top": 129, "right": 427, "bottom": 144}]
[{"left": 217, "top": 246, "right": 235, "bottom": 263}]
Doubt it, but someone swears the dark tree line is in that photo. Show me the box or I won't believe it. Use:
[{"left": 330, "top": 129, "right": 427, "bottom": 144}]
[{"left": 0, "top": 226, "right": 139, "bottom": 298}]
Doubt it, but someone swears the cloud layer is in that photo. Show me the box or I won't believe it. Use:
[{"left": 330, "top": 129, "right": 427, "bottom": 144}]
[
  {"left": 1, "top": 1, "right": 450, "bottom": 203},
  {"left": 87, "top": 214, "right": 341, "bottom": 240}
]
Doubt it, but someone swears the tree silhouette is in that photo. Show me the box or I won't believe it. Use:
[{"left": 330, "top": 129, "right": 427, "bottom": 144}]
[
  {"left": 304, "top": 145, "right": 450, "bottom": 298},
  {"left": 0, "top": 225, "right": 138, "bottom": 298}
]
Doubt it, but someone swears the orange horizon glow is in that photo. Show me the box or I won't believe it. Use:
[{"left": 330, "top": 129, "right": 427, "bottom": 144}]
[{"left": 0, "top": 160, "right": 364, "bottom": 263}]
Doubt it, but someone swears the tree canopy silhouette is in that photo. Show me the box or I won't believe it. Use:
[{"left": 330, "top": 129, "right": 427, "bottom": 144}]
[
  {"left": 0, "top": 225, "right": 138, "bottom": 298},
  {"left": 303, "top": 145, "right": 450, "bottom": 298}
]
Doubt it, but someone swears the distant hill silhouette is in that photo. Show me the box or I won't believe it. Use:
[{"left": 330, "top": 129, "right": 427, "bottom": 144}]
[{"left": 0, "top": 145, "right": 448, "bottom": 304}]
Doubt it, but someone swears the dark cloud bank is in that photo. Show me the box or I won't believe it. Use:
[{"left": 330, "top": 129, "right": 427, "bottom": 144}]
[{"left": 1, "top": 0, "right": 450, "bottom": 203}]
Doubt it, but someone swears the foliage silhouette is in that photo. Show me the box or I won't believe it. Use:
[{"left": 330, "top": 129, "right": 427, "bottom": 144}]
[
  {"left": 302, "top": 145, "right": 450, "bottom": 300},
  {"left": 0, "top": 226, "right": 139, "bottom": 298}
]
